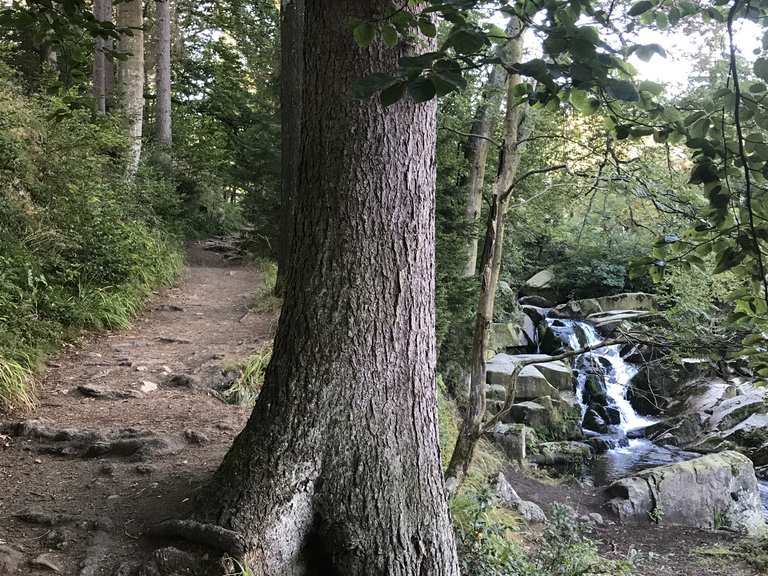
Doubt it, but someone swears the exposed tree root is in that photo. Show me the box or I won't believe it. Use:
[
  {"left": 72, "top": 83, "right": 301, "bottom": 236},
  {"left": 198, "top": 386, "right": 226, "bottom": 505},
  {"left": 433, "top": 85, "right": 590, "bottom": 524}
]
[
  {"left": 148, "top": 519, "right": 246, "bottom": 558},
  {"left": 1, "top": 419, "right": 181, "bottom": 461}
]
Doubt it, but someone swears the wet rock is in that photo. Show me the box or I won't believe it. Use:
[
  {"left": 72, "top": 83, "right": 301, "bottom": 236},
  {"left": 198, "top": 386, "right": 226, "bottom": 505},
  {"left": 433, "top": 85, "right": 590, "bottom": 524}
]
[
  {"left": 519, "top": 296, "right": 553, "bottom": 309},
  {"left": 587, "top": 435, "right": 629, "bottom": 453},
  {"left": 582, "top": 375, "right": 607, "bottom": 406},
  {"left": 0, "top": 546, "right": 24, "bottom": 575},
  {"left": 488, "top": 322, "right": 529, "bottom": 353},
  {"left": 605, "top": 406, "right": 621, "bottom": 425},
  {"left": 552, "top": 293, "right": 657, "bottom": 319},
  {"left": 155, "top": 304, "right": 184, "bottom": 312},
  {"left": 486, "top": 356, "right": 559, "bottom": 401},
  {"left": 582, "top": 409, "right": 608, "bottom": 434},
  {"left": 99, "top": 462, "right": 115, "bottom": 476},
  {"left": 605, "top": 451, "right": 767, "bottom": 535}
]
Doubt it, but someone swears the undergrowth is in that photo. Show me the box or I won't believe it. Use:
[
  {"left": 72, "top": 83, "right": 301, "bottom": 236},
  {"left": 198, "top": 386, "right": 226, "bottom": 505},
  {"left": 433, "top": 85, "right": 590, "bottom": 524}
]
[
  {"left": 438, "top": 380, "right": 633, "bottom": 576},
  {"left": 224, "top": 345, "right": 272, "bottom": 407},
  {"left": 0, "top": 66, "right": 184, "bottom": 411}
]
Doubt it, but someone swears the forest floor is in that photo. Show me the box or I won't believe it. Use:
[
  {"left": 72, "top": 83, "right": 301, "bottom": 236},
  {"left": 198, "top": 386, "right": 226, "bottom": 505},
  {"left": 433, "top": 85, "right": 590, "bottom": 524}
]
[
  {"left": 0, "top": 245, "right": 761, "bottom": 576},
  {"left": 0, "top": 245, "right": 272, "bottom": 575}
]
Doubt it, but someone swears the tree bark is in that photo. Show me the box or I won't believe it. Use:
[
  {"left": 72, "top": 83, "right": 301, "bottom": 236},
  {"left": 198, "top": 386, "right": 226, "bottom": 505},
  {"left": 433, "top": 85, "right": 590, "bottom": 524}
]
[
  {"left": 92, "top": 0, "right": 112, "bottom": 115},
  {"left": 192, "top": 0, "right": 458, "bottom": 576},
  {"left": 445, "top": 17, "right": 528, "bottom": 491},
  {"left": 154, "top": 0, "right": 172, "bottom": 149},
  {"left": 193, "top": 3, "right": 459, "bottom": 574},
  {"left": 118, "top": 0, "right": 145, "bottom": 176},
  {"left": 274, "top": 0, "right": 304, "bottom": 295}
]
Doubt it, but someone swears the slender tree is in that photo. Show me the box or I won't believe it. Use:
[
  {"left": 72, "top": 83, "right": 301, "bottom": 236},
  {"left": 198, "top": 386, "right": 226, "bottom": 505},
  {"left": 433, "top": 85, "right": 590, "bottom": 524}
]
[
  {"left": 117, "top": 0, "right": 145, "bottom": 176},
  {"left": 92, "top": 0, "right": 113, "bottom": 115},
  {"left": 446, "top": 17, "right": 528, "bottom": 490},
  {"left": 274, "top": 0, "right": 303, "bottom": 295},
  {"left": 154, "top": 0, "right": 172, "bottom": 148},
  {"left": 181, "top": 1, "right": 460, "bottom": 573}
]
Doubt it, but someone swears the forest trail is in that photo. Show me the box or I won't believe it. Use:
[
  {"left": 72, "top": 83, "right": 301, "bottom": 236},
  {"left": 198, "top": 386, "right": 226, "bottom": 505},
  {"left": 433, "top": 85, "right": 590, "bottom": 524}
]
[{"left": 0, "top": 245, "right": 273, "bottom": 576}]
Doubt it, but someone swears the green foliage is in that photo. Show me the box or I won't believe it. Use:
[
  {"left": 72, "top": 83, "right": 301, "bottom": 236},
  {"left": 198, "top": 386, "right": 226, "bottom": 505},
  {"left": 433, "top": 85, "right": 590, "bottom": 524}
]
[
  {"left": 0, "top": 69, "right": 182, "bottom": 410},
  {"left": 223, "top": 346, "right": 272, "bottom": 407}
]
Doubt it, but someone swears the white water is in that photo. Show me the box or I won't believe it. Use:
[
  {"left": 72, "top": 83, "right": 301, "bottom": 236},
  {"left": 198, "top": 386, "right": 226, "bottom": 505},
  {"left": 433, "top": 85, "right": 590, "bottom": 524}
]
[{"left": 546, "top": 319, "right": 656, "bottom": 433}]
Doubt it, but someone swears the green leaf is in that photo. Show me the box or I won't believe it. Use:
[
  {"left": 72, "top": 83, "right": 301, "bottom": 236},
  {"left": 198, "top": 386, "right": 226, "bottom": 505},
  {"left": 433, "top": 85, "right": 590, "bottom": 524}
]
[
  {"left": 381, "top": 82, "right": 406, "bottom": 106},
  {"left": 381, "top": 24, "right": 398, "bottom": 48},
  {"left": 407, "top": 77, "right": 436, "bottom": 102},
  {"left": 755, "top": 58, "right": 768, "bottom": 82},
  {"left": 448, "top": 28, "right": 487, "bottom": 54},
  {"left": 605, "top": 79, "right": 640, "bottom": 102},
  {"left": 714, "top": 247, "right": 745, "bottom": 274},
  {"left": 628, "top": 0, "right": 654, "bottom": 16},
  {"left": 689, "top": 160, "right": 719, "bottom": 184},
  {"left": 418, "top": 17, "right": 437, "bottom": 38},
  {"left": 353, "top": 22, "right": 376, "bottom": 48}
]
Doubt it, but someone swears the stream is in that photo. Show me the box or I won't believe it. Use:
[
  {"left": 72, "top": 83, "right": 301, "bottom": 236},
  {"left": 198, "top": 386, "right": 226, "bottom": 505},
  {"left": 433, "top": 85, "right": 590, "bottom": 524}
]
[{"left": 545, "top": 318, "right": 768, "bottom": 515}]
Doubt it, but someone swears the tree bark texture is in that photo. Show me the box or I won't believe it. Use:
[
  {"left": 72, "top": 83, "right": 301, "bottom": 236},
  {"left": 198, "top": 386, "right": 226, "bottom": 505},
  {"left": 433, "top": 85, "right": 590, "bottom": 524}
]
[
  {"left": 118, "top": 0, "right": 145, "bottom": 176},
  {"left": 92, "top": 0, "right": 113, "bottom": 115},
  {"left": 197, "top": 2, "right": 459, "bottom": 575},
  {"left": 154, "top": 0, "right": 172, "bottom": 148},
  {"left": 445, "top": 18, "right": 527, "bottom": 491},
  {"left": 275, "top": 0, "right": 304, "bottom": 295}
]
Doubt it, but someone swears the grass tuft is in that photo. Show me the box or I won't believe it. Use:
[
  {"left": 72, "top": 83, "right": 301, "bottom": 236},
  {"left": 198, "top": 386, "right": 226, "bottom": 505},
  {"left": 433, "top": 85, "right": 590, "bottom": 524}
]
[
  {"left": 224, "top": 345, "right": 272, "bottom": 407},
  {"left": 0, "top": 357, "right": 37, "bottom": 412}
]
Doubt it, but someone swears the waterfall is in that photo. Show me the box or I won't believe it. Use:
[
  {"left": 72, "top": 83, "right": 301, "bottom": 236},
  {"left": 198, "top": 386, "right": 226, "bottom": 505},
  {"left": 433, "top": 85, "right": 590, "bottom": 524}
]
[{"left": 546, "top": 319, "right": 655, "bottom": 434}]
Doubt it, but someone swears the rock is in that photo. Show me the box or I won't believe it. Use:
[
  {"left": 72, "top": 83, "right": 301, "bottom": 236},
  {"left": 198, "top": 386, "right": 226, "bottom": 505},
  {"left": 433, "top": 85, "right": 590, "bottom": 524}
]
[
  {"left": 165, "top": 374, "right": 199, "bottom": 388},
  {"left": 184, "top": 429, "right": 209, "bottom": 444},
  {"left": 488, "top": 422, "right": 528, "bottom": 461},
  {"left": 77, "top": 385, "right": 143, "bottom": 400},
  {"left": 139, "top": 381, "right": 158, "bottom": 394},
  {"left": 99, "top": 463, "right": 115, "bottom": 476},
  {"left": 135, "top": 463, "right": 157, "bottom": 475},
  {"left": 519, "top": 296, "right": 553, "bottom": 309},
  {"left": 13, "top": 509, "right": 77, "bottom": 526},
  {"left": 487, "top": 361, "right": 558, "bottom": 401},
  {"left": 587, "top": 512, "right": 604, "bottom": 526},
  {"left": 31, "top": 554, "right": 62, "bottom": 573},
  {"left": 587, "top": 435, "right": 629, "bottom": 453},
  {"left": 43, "top": 529, "right": 75, "bottom": 551},
  {"left": 605, "top": 406, "right": 621, "bottom": 425},
  {"left": 488, "top": 322, "right": 528, "bottom": 353},
  {"left": 582, "top": 409, "right": 608, "bottom": 434},
  {"left": 605, "top": 451, "right": 767, "bottom": 535},
  {"left": 507, "top": 401, "right": 549, "bottom": 428},
  {"left": 533, "top": 361, "right": 573, "bottom": 391},
  {"left": 495, "top": 472, "right": 522, "bottom": 506},
  {"left": 529, "top": 441, "right": 593, "bottom": 465},
  {"left": 583, "top": 374, "right": 608, "bottom": 405},
  {"left": 588, "top": 310, "right": 657, "bottom": 334},
  {"left": 552, "top": 293, "right": 657, "bottom": 319},
  {"left": 520, "top": 269, "right": 555, "bottom": 302},
  {"left": 486, "top": 384, "right": 507, "bottom": 402},
  {"left": 517, "top": 500, "right": 547, "bottom": 523},
  {"left": 0, "top": 546, "right": 24, "bottom": 575}
]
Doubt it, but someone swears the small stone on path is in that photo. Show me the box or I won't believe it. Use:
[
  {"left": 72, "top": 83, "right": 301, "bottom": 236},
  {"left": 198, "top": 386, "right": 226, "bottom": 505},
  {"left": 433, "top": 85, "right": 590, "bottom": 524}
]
[{"left": 31, "top": 553, "right": 62, "bottom": 573}]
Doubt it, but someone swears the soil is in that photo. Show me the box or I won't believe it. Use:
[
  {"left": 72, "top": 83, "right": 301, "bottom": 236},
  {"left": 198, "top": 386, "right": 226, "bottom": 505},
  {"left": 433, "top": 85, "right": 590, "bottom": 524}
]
[
  {"left": 0, "top": 244, "right": 272, "bottom": 575},
  {"left": 0, "top": 244, "right": 763, "bottom": 575},
  {"left": 506, "top": 466, "right": 765, "bottom": 576}
]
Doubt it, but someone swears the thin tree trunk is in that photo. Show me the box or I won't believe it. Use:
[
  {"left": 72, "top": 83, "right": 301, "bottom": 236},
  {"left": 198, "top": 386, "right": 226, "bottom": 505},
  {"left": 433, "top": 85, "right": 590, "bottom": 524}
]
[
  {"left": 154, "top": 0, "right": 172, "bottom": 149},
  {"left": 104, "top": 0, "right": 114, "bottom": 107},
  {"left": 93, "top": 0, "right": 110, "bottom": 114},
  {"left": 445, "top": 17, "right": 527, "bottom": 492},
  {"left": 274, "top": 0, "right": 303, "bottom": 295},
  {"left": 461, "top": 19, "right": 519, "bottom": 278},
  {"left": 118, "top": 0, "right": 145, "bottom": 177},
  {"left": 190, "top": 2, "right": 459, "bottom": 574}
]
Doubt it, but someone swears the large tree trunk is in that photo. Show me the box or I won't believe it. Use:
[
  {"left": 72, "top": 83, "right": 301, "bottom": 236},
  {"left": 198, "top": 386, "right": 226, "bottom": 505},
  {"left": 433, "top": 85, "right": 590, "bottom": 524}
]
[
  {"left": 92, "top": 0, "right": 113, "bottom": 115},
  {"left": 274, "top": 0, "right": 304, "bottom": 295},
  {"left": 195, "top": 2, "right": 459, "bottom": 574},
  {"left": 118, "top": 0, "right": 145, "bottom": 176},
  {"left": 154, "top": 0, "right": 172, "bottom": 148},
  {"left": 446, "top": 17, "right": 527, "bottom": 491}
]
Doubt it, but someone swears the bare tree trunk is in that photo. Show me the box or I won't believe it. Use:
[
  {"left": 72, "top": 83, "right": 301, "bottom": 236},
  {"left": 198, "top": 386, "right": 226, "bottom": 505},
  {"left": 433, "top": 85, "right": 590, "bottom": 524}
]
[
  {"left": 118, "top": 0, "right": 145, "bottom": 177},
  {"left": 154, "top": 0, "right": 172, "bottom": 150},
  {"left": 92, "top": 0, "right": 111, "bottom": 114},
  {"left": 445, "top": 17, "right": 527, "bottom": 492},
  {"left": 191, "top": 2, "right": 459, "bottom": 574},
  {"left": 274, "top": 0, "right": 303, "bottom": 296}
]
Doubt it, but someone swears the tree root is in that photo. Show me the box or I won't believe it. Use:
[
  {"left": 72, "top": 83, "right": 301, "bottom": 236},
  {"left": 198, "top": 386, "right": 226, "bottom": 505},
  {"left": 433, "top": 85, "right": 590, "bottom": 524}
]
[
  {"left": 148, "top": 519, "right": 247, "bottom": 559},
  {"left": 1, "top": 419, "right": 181, "bottom": 461}
]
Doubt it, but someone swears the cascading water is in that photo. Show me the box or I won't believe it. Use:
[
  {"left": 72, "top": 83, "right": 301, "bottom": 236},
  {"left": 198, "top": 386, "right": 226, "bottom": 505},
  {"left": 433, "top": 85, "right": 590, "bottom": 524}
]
[
  {"left": 544, "top": 317, "right": 768, "bottom": 515},
  {"left": 545, "top": 318, "right": 655, "bottom": 434}
]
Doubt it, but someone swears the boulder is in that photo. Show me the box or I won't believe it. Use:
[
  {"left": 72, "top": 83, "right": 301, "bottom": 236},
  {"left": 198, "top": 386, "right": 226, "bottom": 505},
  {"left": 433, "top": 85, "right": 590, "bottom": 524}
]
[
  {"left": 534, "top": 361, "right": 573, "bottom": 391},
  {"left": 583, "top": 374, "right": 608, "bottom": 405},
  {"left": 517, "top": 500, "right": 548, "bottom": 523},
  {"left": 495, "top": 472, "right": 521, "bottom": 506},
  {"left": 605, "top": 451, "right": 767, "bottom": 535},
  {"left": 529, "top": 441, "right": 593, "bottom": 465},
  {"left": 488, "top": 422, "right": 528, "bottom": 461},
  {"left": 582, "top": 409, "right": 609, "bottom": 434},
  {"left": 521, "top": 303, "right": 549, "bottom": 323},
  {"left": 552, "top": 292, "right": 657, "bottom": 319},
  {"left": 486, "top": 355, "right": 560, "bottom": 401},
  {"left": 520, "top": 269, "right": 555, "bottom": 301},
  {"left": 589, "top": 310, "right": 658, "bottom": 335},
  {"left": 488, "top": 322, "right": 528, "bottom": 353}
]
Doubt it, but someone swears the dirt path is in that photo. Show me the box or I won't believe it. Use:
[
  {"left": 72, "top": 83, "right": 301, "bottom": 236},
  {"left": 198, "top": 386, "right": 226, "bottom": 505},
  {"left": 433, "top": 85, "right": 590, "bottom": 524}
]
[{"left": 0, "top": 245, "right": 273, "bottom": 576}]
